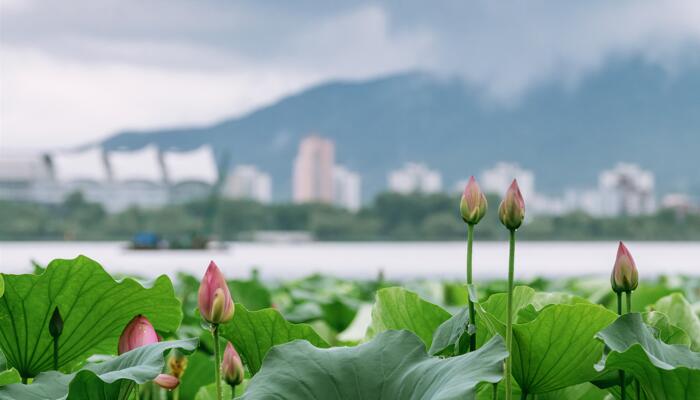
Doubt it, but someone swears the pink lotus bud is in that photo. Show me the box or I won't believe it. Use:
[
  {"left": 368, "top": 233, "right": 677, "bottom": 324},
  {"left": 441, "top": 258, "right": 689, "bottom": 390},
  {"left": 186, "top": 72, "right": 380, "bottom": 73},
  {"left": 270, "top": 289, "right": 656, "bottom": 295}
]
[
  {"left": 198, "top": 261, "right": 235, "bottom": 324},
  {"left": 154, "top": 373, "right": 180, "bottom": 390},
  {"left": 498, "top": 179, "right": 525, "bottom": 230},
  {"left": 118, "top": 315, "right": 159, "bottom": 355},
  {"left": 611, "top": 242, "right": 638, "bottom": 293},
  {"left": 222, "top": 341, "right": 245, "bottom": 386},
  {"left": 460, "top": 176, "right": 488, "bottom": 225}
]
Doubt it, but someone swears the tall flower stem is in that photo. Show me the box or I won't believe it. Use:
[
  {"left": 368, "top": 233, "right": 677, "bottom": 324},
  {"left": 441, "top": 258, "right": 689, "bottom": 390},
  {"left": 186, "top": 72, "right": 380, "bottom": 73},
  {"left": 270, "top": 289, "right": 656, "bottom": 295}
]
[
  {"left": 492, "top": 383, "right": 498, "bottom": 400},
  {"left": 229, "top": 384, "right": 237, "bottom": 399},
  {"left": 212, "top": 324, "right": 223, "bottom": 400},
  {"left": 466, "top": 223, "right": 476, "bottom": 352},
  {"left": 505, "top": 229, "right": 516, "bottom": 400},
  {"left": 53, "top": 336, "right": 59, "bottom": 370},
  {"left": 617, "top": 292, "right": 626, "bottom": 400},
  {"left": 626, "top": 291, "right": 640, "bottom": 399}
]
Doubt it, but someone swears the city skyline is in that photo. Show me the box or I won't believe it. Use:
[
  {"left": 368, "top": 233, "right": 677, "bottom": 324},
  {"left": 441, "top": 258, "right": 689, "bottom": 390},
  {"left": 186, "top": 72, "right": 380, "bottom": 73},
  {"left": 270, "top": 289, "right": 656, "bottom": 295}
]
[{"left": 0, "top": 133, "right": 695, "bottom": 216}]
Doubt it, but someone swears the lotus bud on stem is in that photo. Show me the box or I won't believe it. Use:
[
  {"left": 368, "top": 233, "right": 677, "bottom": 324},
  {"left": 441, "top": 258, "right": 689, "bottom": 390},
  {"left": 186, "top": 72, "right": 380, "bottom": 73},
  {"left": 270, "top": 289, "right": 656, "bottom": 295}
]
[
  {"left": 48, "top": 306, "right": 63, "bottom": 371},
  {"left": 222, "top": 341, "right": 245, "bottom": 398},
  {"left": 118, "top": 315, "right": 159, "bottom": 400},
  {"left": 460, "top": 176, "right": 487, "bottom": 352},
  {"left": 498, "top": 179, "right": 525, "bottom": 400},
  {"left": 199, "top": 261, "right": 235, "bottom": 400},
  {"left": 610, "top": 241, "right": 638, "bottom": 400}
]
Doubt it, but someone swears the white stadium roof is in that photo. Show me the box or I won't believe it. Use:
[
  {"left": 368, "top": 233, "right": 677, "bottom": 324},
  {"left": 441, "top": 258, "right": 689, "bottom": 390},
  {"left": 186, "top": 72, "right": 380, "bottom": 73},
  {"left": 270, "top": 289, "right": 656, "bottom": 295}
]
[
  {"left": 52, "top": 147, "right": 109, "bottom": 182},
  {"left": 163, "top": 146, "right": 218, "bottom": 184},
  {"left": 108, "top": 145, "right": 164, "bottom": 182}
]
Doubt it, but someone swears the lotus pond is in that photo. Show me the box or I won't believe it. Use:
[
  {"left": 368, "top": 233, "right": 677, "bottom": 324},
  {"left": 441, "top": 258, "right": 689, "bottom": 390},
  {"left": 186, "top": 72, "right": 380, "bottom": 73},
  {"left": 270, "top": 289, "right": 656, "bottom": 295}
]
[{"left": 0, "top": 253, "right": 697, "bottom": 400}]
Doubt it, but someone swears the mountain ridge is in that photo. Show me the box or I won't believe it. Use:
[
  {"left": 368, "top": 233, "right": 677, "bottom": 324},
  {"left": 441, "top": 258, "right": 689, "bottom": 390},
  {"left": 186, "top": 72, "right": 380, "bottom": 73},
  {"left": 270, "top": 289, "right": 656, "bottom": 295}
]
[{"left": 101, "top": 58, "right": 700, "bottom": 200}]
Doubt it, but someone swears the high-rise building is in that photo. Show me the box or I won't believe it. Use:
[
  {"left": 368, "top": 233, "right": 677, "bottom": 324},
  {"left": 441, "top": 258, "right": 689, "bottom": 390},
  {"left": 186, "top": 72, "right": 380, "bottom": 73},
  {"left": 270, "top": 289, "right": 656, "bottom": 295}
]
[
  {"left": 333, "top": 166, "right": 361, "bottom": 211},
  {"left": 388, "top": 162, "right": 442, "bottom": 194},
  {"left": 293, "top": 135, "right": 335, "bottom": 203},
  {"left": 224, "top": 165, "right": 272, "bottom": 203},
  {"left": 598, "top": 163, "right": 655, "bottom": 216}
]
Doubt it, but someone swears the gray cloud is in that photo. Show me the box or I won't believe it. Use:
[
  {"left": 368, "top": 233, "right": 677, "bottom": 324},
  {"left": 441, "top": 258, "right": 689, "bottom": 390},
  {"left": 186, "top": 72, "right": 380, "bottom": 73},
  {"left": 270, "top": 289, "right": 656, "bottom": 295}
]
[{"left": 2, "top": 0, "right": 700, "bottom": 147}]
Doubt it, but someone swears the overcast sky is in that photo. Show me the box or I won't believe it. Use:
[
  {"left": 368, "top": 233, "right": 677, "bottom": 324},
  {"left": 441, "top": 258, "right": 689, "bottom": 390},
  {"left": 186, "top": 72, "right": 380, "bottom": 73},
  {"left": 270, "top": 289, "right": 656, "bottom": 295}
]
[{"left": 2, "top": 0, "right": 700, "bottom": 149}]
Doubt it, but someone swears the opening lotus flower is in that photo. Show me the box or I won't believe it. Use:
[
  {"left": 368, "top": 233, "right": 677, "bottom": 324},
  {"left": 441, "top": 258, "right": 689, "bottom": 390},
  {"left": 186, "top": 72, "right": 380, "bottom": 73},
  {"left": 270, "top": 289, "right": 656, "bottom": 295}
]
[
  {"left": 498, "top": 179, "right": 525, "bottom": 230},
  {"left": 222, "top": 341, "right": 245, "bottom": 387},
  {"left": 198, "top": 261, "right": 235, "bottom": 325},
  {"left": 154, "top": 373, "right": 180, "bottom": 390},
  {"left": 118, "top": 315, "right": 159, "bottom": 355},
  {"left": 460, "top": 176, "right": 488, "bottom": 225},
  {"left": 611, "top": 241, "right": 638, "bottom": 293},
  {"left": 168, "top": 350, "right": 188, "bottom": 379}
]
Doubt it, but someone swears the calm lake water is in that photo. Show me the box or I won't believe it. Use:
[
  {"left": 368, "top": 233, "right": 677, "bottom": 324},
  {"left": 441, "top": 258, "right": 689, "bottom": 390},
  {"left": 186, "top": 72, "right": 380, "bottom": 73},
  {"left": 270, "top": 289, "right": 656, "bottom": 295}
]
[
  {"left": 0, "top": 242, "right": 700, "bottom": 279},
  {"left": 1, "top": 241, "right": 698, "bottom": 280}
]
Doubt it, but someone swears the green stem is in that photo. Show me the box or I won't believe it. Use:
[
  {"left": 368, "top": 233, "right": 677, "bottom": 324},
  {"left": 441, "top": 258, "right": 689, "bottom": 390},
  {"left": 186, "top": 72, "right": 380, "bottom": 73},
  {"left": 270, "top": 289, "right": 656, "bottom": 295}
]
[
  {"left": 213, "top": 324, "right": 223, "bottom": 400},
  {"left": 53, "top": 336, "right": 59, "bottom": 371},
  {"left": 229, "top": 384, "right": 237, "bottom": 399},
  {"left": 173, "top": 387, "right": 180, "bottom": 400},
  {"left": 133, "top": 383, "right": 139, "bottom": 400},
  {"left": 617, "top": 292, "right": 626, "bottom": 400},
  {"left": 520, "top": 391, "right": 528, "bottom": 400},
  {"left": 492, "top": 382, "right": 498, "bottom": 400},
  {"left": 505, "top": 229, "right": 516, "bottom": 400},
  {"left": 467, "top": 223, "right": 476, "bottom": 352},
  {"left": 21, "top": 376, "right": 27, "bottom": 385},
  {"left": 626, "top": 291, "right": 640, "bottom": 399}
]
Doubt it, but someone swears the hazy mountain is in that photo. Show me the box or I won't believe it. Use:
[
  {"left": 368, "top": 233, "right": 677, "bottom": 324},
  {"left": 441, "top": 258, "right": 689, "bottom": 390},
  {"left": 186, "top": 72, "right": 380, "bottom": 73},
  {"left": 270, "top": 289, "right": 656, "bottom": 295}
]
[{"left": 102, "top": 58, "right": 700, "bottom": 200}]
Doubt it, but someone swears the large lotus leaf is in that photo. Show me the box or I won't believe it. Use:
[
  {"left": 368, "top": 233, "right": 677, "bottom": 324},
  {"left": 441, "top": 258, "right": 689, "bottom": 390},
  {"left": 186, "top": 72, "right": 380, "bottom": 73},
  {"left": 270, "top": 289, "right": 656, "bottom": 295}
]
[
  {"left": 240, "top": 330, "right": 508, "bottom": 400},
  {"left": 652, "top": 293, "right": 700, "bottom": 351},
  {"left": 0, "top": 370, "right": 20, "bottom": 387},
  {"left": 532, "top": 382, "right": 607, "bottom": 399},
  {"left": 475, "top": 286, "right": 536, "bottom": 347},
  {"left": 366, "top": 287, "right": 451, "bottom": 348},
  {"left": 219, "top": 304, "right": 329, "bottom": 376},
  {"left": 228, "top": 279, "right": 272, "bottom": 311},
  {"left": 0, "top": 353, "right": 20, "bottom": 387},
  {"left": 0, "top": 256, "right": 182, "bottom": 379},
  {"left": 0, "top": 338, "right": 197, "bottom": 400},
  {"left": 643, "top": 311, "right": 691, "bottom": 346},
  {"left": 429, "top": 306, "right": 471, "bottom": 356},
  {"left": 595, "top": 313, "right": 700, "bottom": 400},
  {"left": 477, "top": 302, "right": 617, "bottom": 395}
]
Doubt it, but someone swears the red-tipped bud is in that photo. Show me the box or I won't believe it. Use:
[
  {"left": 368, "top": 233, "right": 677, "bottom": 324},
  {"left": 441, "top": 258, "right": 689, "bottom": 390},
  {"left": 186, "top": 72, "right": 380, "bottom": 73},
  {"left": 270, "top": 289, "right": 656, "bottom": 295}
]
[
  {"left": 222, "top": 341, "right": 245, "bottom": 386},
  {"left": 498, "top": 179, "right": 525, "bottom": 230},
  {"left": 198, "top": 261, "right": 235, "bottom": 325},
  {"left": 118, "top": 315, "right": 159, "bottom": 355},
  {"left": 611, "top": 242, "right": 638, "bottom": 293},
  {"left": 460, "top": 176, "right": 488, "bottom": 225},
  {"left": 154, "top": 373, "right": 180, "bottom": 390}
]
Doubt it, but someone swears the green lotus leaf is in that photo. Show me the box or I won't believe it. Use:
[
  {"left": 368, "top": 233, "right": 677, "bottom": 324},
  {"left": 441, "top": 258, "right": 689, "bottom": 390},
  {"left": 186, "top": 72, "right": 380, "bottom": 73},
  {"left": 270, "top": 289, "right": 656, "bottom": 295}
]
[
  {"left": 643, "top": 311, "right": 691, "bottom": 346},
  {"left": 0, "top": 338, "right": 197, "bottom": 400},
  {"left": 0, "top": 256, "right": 183, "bottom": 379},
  {"left": 366, "top": 287, "right": 451, "bottom": 348},
  {"left": 595, "top": 312, "right": 700, "bottom": 399},
  {"left": 477, "top": 302, "right": 617, "bottom": 395},
  {"left": 0, "top": 369, "right": 20, "bottom": 387},
  {"left": 652, "top": 293, "right": 700, "bottom": 351},
  {"left": 240, "top": 330, "right": 508, "bottom": 400},
  {"left": 218, "top": 304, "right": 329, "bottom": 376},
  {"left": 429, "top": 306, "right": 470, "bottom": 356}
]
